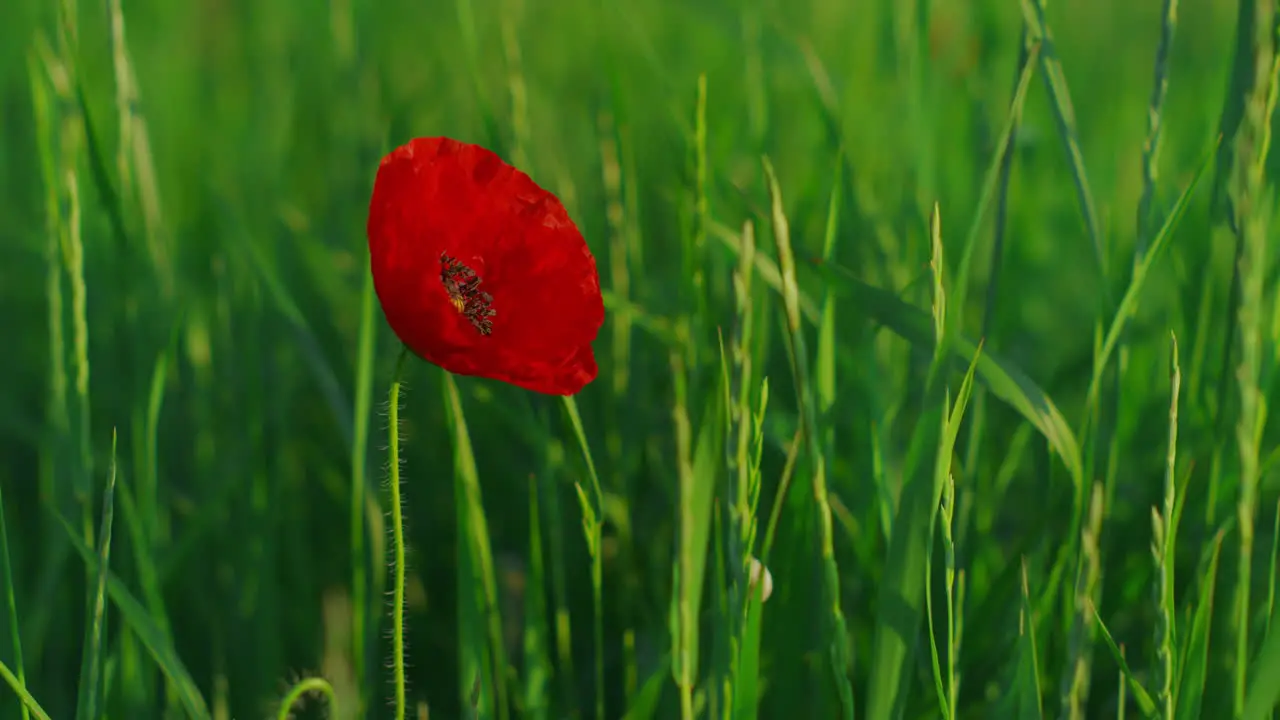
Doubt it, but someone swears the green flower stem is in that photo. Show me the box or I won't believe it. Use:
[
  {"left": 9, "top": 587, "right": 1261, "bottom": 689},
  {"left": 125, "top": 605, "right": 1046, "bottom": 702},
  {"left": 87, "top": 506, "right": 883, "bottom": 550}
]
[{"left": 387, "top": 345, "right": 411, "bottom": 720}]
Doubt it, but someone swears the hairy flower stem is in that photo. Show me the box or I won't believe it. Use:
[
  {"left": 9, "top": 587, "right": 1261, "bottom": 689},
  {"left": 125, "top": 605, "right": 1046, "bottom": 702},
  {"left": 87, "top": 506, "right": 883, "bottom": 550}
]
[{"left": 387, "top": 345, "right": 411, "bottom": 720}]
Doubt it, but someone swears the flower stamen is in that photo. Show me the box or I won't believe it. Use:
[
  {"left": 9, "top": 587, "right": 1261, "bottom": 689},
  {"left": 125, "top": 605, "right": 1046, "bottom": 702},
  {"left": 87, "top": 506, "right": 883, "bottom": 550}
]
[{"left": 440, "top": 253, "right": 496, "bottom": 335}]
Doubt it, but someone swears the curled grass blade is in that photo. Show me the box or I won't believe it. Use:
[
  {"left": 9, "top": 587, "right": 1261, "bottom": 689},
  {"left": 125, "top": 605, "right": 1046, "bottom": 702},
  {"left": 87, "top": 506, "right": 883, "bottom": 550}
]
[{"left": 275, "top": 677, "right": 338, "bottom": 720}]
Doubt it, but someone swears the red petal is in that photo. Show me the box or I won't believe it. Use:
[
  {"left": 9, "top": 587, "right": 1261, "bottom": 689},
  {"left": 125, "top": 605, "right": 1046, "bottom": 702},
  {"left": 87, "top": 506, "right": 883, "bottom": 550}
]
[{"left": 367, "top": 137, "right": 604, "bottom": 395}]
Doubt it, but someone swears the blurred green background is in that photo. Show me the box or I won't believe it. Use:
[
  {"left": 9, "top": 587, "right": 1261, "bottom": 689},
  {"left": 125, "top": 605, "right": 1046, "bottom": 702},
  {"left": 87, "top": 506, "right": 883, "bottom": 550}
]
[{"left": 5, "top": 0, "right": 1280, "bottom": 718}]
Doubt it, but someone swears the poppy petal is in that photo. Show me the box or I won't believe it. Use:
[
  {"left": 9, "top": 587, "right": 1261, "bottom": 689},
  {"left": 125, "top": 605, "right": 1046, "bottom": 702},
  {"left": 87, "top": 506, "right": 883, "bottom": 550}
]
[{"left": 368, "top": 137, "right": 604, "bottom": 395}]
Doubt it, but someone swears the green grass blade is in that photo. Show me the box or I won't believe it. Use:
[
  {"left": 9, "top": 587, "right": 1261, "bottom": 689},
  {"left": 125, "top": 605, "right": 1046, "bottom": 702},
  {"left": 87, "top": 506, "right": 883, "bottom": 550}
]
[
  {"left": 1225, "top": 0, "right": 1278, "bottom": 712},
  {"left": 668, "top": 347, "right": 697, "bottom": 720},
  {"left": 622, "top": 657, "right": 671, "bottom": 720},
  {"left": 1244, "top": 605, "right": 1280, "bottom": 719},
  {"left": 1175, "top": 529, "right": 1225, "bottom": 720},
  {"left": 560, "top": 395, "right": 605, "bottom": 720},
  {"left": 0, "top": 661, "right": 51, "bottom": 720},
  {"left": 233, "top": 221, "right": 354, "bottom": 445},
  {"left": 445, "top": 374, "right": 510, "bottom": 720},
  {"left": 134, "top": 332, "right": 177, "bottom": 635},
  {"left": 1012, "top": 559, "right": 1044, "bottom": 720},
  {"left": 734, "top": 376, "right": 771, "bottom": 720},
  {"left": 75, "top": 430, "right": 116, "bottom": 720},
  {"left": 868, "top": 309, "right": 981, "bottom": 720},
  {"left": 349, "top": 256, "right": 378, "bottom": 709},
  {"left": 667, "top": 348, "right": 724, "bottom": 719},
  {"left": 522, "top": 473, "right": 551, "bottom": 720},
  {"left": 53, "top": 514, "right": 210, "bottom": 719},
  {"left": 1090, "top": 604, "right": 1157, "bottom": 715},
  {"left": 1018, "top": 0, "right": 1108, "bottom": 293},
  {"left": 952, "top": 38, "right": 1040, "bottom": 327},
  {"left": 1154, "top": 334, "right": 1180, "bottom": 720},
  {"left": 1266, "top": 498, "right": 1280, "bottom": 720},
  {"left": 1135, "top": 0, "right": 1181, "bottom": 253},
  {"left": 454, "top": 0, "right": 502, "bottom": 150},
  {"left": 0, "top": 467, "right": 27, "bottom": 720},
  {"left": 1060, "top": 482, "right": 1106, "bottom": 718},
  {"left": 1083, "top": 138, "right": 1219, "bottom": 412},
  {"left": 763, "top": 157, "right": 853, "bottom": 718},
  {"left": 725, "top": 216, "right": 759, "bottom": 717},
  {"left": 811, "top": 261, "right": 1083, "bottom": 487}
]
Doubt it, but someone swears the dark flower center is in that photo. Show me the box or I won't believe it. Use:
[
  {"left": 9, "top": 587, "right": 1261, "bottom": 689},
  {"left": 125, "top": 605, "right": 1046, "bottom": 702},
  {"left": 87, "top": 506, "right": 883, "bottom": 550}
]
[{"left": 440, "top": 253, "right": 496, "bottom": 335}]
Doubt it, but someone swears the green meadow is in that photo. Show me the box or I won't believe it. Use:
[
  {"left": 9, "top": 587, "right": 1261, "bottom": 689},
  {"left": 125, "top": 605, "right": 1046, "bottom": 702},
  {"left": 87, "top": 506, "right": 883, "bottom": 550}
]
[{"left": 5, "top": 0, "right": 1280, "bottom": 717}]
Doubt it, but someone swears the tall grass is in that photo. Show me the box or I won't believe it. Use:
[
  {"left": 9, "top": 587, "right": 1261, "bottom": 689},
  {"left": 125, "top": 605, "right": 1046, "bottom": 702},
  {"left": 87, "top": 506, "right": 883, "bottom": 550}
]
[{"left": 4, "top": 0, "right": 1280, "bottom": 718}]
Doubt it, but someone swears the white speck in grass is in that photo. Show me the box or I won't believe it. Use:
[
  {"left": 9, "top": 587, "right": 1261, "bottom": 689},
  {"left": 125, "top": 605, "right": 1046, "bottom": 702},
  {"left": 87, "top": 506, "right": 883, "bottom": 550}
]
[{"left": 748, "top": 556, "right": 773, "bottom": 603}]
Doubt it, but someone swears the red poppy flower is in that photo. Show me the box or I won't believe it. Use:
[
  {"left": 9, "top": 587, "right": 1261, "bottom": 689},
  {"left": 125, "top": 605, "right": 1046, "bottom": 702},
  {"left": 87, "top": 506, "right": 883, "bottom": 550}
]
[{"left": 367, "top": 137, "right": 605, "bottom": 395}]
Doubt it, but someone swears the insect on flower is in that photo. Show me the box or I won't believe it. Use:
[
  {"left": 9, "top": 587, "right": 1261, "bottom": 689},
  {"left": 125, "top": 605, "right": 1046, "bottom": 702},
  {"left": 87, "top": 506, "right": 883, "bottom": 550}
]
[{"left": 367, "top": 136, "right": 605, "bottom": 396}]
